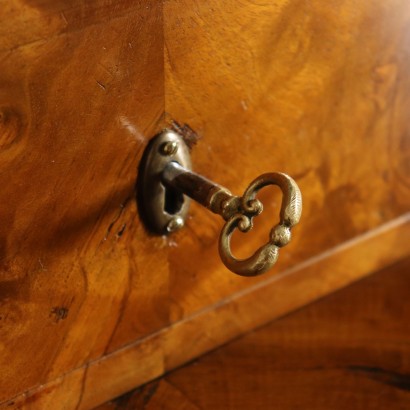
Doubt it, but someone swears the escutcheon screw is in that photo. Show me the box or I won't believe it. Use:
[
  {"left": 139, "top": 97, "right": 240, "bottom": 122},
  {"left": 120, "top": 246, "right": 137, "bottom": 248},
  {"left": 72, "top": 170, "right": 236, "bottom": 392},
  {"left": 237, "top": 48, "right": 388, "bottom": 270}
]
[
  {"left": 166, "top": 216, "right": 184, "bottom": 233},
  {"left": 160, "top": 140, "right": 179, "bottom": 156}
]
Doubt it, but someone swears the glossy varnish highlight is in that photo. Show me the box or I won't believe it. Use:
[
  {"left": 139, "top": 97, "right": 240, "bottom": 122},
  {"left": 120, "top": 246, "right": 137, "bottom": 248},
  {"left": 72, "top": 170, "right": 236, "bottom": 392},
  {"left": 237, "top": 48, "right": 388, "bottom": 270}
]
[
  {"left": 0, "top": 0, "right": 409, "bottom": 408},
  {"left": 98, "top": 257, "right": 410, "bottom": 409}
]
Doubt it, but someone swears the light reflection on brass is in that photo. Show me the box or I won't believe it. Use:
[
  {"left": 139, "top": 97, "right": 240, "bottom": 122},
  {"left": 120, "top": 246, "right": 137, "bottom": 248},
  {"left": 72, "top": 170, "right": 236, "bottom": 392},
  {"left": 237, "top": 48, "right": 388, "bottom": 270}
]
[
  {"left": 140, "top": 129, "right": 302, "bottom": 276},
  {"left": 162, "top": 162, "right": 302, "bottom": 277}
]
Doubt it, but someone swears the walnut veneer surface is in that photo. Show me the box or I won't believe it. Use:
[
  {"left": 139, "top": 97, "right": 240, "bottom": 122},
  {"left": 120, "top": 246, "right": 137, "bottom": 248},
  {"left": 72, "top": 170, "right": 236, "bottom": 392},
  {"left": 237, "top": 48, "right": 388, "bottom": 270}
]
[
  {"left": 98, "top": 257, "right": 410, "bottom": 410},
  {"left": 0, "top": 0, "right": 409, "bottom": 408}
]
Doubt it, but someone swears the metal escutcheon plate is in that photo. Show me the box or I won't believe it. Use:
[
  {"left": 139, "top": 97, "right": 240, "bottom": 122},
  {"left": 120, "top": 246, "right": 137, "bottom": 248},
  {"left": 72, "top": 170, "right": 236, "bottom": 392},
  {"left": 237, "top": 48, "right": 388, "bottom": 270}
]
[{"left": 138, "top": 130, "right": 192, "bottom": 234}]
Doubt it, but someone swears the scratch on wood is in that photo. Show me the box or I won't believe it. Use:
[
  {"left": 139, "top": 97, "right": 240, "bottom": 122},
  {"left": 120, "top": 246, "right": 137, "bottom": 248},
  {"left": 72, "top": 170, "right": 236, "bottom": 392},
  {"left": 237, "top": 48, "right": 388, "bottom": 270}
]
[
  {"left": 96, "top": 80, "right": 106, "bottom": 91},
  {"left": 60, "top": 11, "right": 68, "bottom": 27},
  {"left": 38, "top": 258, "right": 47, "bottom": 271},
  {"left": 103, "top": 197, "right": 131, "bottom": 241}
]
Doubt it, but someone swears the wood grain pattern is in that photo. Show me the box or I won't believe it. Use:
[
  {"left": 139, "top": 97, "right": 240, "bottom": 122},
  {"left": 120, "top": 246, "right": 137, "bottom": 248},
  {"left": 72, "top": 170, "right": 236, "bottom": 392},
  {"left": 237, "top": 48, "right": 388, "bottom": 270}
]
[
  {"left": 100, "top": 256, "right": 410, "bottom": 410},
  {"left": 163, "top": 0, "right": 410, "bottom": 321},
  {"left": 0, "top": 0, "right": 142, "bottom": 53},
  {"left": 1, "top": 216, "right": 409, "bottom": 409},
  {"left": 0, "top": 0, "right": 409, "bottom": 408},
  {"left": 0, "top": 0, "right": 165, "bottom": 403}
]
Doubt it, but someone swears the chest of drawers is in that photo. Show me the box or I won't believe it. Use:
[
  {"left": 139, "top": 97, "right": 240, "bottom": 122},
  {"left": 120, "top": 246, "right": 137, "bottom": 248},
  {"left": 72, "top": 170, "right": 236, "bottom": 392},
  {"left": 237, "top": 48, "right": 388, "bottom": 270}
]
[{"left": 0, "top": 1, "right": 409, "bottom": 408}]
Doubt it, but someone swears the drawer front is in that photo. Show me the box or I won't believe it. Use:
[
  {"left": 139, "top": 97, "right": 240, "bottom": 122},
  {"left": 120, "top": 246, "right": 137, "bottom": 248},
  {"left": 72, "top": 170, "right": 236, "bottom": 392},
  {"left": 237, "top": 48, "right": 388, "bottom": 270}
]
[{"left": 1, "top": 1, "right": 409, "bottom": 408}]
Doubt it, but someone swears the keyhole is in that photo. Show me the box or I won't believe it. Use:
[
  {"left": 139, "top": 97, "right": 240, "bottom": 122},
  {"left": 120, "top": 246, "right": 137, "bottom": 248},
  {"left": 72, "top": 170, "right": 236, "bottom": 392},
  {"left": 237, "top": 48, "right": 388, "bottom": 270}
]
[{"left": 164, "top": 185, "right": 184, "bottom": 215}]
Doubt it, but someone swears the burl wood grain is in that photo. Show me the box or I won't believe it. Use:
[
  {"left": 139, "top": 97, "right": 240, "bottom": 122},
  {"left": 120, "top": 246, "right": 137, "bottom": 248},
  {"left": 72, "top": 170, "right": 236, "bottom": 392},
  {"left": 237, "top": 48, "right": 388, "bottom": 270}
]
[
  {"left": 99, "top": 257, "right": 410, "bottom": 410},
  {"left": 2, "top": 217, "right": 408, "bottom": 409},
  {"left": 163, "top": 0, "right": 410, "bottom": 320},
  {"left": 0, "top": 0, "right": 409, "bottom": 408},
  {"left": 0, "top": 0, "right": 165, "bottom": 402}
]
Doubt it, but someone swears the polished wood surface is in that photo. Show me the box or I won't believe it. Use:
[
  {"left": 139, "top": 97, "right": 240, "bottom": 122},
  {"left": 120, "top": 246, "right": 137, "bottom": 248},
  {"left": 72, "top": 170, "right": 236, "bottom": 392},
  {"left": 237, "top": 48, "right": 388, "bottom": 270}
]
[
  {"left": 0, "top": 1, "right": 165, "bottom": 404},
  {"left": 1, "top": 0, "right": 410, "bottom": 408},
  {"left": 2, "top": 217, "right": 409, "bottom": 409},
  {"left": 163, "top": 0, "right": 410, "bottom": 319},
  {"left": 98, "top": 257, "right": 410, "bottom": 410}
]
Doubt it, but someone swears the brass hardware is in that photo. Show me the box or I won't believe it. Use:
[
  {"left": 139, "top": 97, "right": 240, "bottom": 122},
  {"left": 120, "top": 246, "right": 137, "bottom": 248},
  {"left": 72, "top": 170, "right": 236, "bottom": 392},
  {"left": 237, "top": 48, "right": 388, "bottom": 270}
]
[
  {"left": 138, "top": 130, "right": 191, "bottom": 234},
  {"left": 139, "top": 129, "right": 302, "bottom": 276}
]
